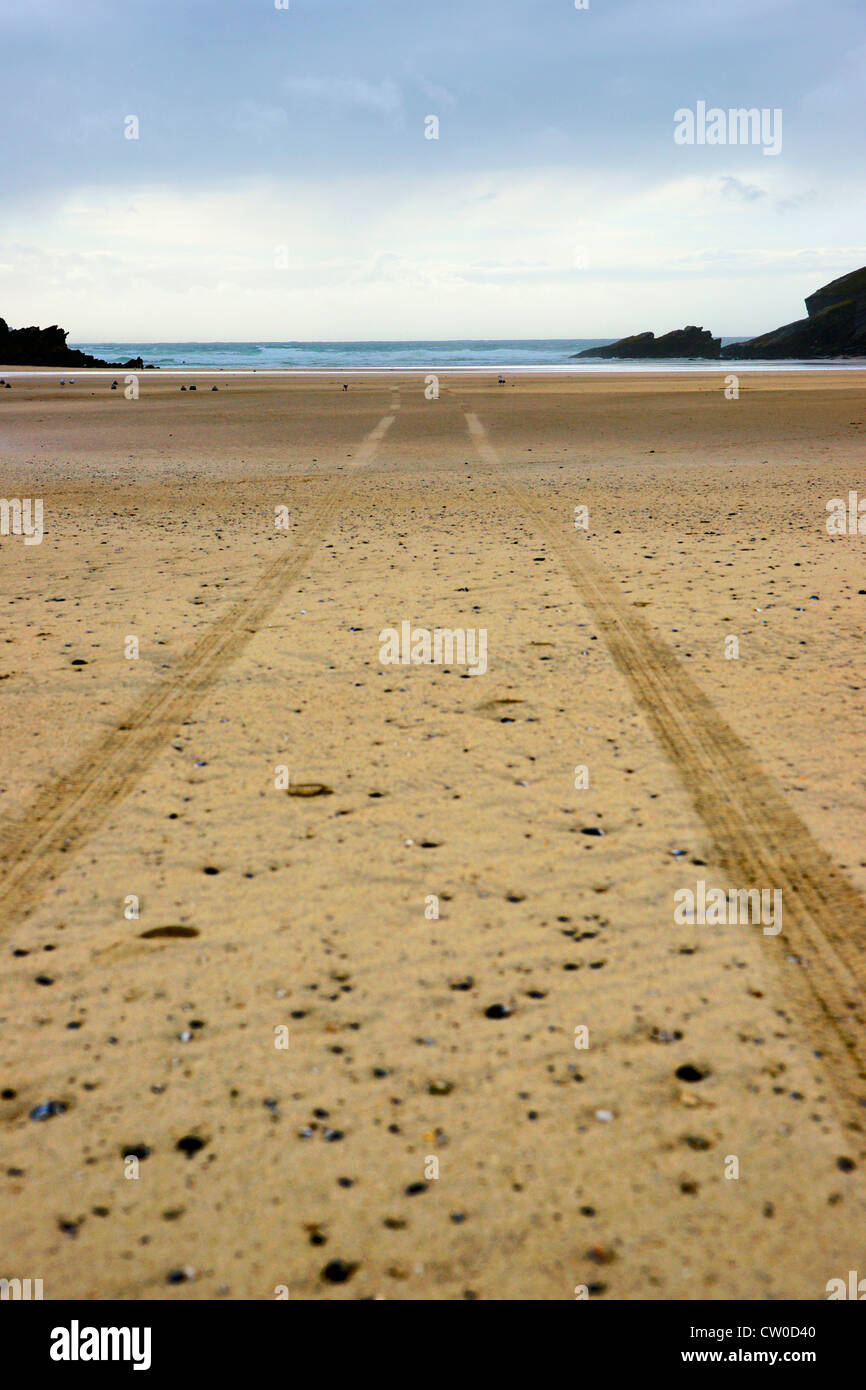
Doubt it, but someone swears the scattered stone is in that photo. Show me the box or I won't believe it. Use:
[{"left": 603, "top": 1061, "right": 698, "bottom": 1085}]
[
  {"left": 675, "top": 1064, "right": 708, "bottom": 1083},
  {"left": 484, "top": 1004, "right": 512, "bottom": 1020},
  {"left": 586, "top": 1246, "right": 617, "bottom": 1265},
  {"left": 29, "top": 1100, "right": 66, "bottom": 1121},
  {"left": 175, "top": 1135, "right": 206, "bottom": 1157},
  {"left": 321, "top": 1259, "right": 358, "bottom": 1283},
  {"left": 651, "top": 1028, "right": 683, "bottom": 1044},
  {"left": 139, "top": 926, "right": 199, "bottom": 939}
]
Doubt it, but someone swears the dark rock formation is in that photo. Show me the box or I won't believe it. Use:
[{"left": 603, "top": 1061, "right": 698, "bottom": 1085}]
[
  {"left": 572, "top": 326, "right": 720, "bottom": 360},
  {"left": 0, "top": 317, "right": 144, "bottom": 369},
  {"left": 722, "top": 266, "right": 866, "bottom": 359}
]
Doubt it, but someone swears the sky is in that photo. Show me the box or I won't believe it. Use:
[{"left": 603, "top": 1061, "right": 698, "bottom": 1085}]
[{"left": 2, "top": 0, "right": 865, "bottom": 340}]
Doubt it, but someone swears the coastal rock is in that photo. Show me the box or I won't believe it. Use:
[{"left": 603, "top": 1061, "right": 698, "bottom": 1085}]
[
  {"left": 721, "top": 266, "right": 866, "bottom": 359},
  {"left": 0, "top": 316, "right": 144, "bottom": 369},
  {"left": 572, "top": 326, "right": 720, "bottom": 360}
]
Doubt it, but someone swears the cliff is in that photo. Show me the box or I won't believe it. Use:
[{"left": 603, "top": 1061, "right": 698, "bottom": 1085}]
[
  {"left": 0, "top": 318, "right": 144, "bottom": 369},
  {"left": 721, "top": 266, "right": 866, "bottom": 359},
  {"left": 572, "top": 326, "right": 721, "bottom": 360}
]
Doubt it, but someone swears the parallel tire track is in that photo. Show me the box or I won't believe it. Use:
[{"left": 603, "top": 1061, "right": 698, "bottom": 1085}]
[
  {"left": 0, "top": 406, "right": 397, "bottom": 933},
  {"left": 465, "top": 412, "right": 866, "bottom": 1110}
]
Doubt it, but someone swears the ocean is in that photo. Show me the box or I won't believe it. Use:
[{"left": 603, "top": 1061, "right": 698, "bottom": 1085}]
[
  {"left": 70, "top": 339, "right": 590, "bottom": 370},
  {"left": 64, "top": 339, "right": 866, "bottom": 372}
]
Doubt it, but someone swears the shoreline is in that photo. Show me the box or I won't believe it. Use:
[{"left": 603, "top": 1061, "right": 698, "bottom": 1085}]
[{"left": 3, "top": 361, "right": 866, "bottom": 378}]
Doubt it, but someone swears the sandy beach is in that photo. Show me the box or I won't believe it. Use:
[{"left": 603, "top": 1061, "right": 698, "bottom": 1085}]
[{"left": 1, "top": 368, "right": 865, "bottom": 1301}]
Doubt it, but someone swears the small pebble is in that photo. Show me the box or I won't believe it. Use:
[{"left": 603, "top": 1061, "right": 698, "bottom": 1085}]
[
  {"left": 321, "top": 1259, "right": 358, "bottom": 1283},
  {"left": 675, "top": 1064, "right": 707, "bottom": 1083},
  {"left": 29, "top": 1100, "right": 66, "bottom": 1121},
  {"left": 484, "top": 1004, "right": 512, "bottom": 1020}
]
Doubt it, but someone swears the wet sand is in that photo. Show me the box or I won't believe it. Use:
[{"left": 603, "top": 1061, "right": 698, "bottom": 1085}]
[{"left": 1, "top": 368, "right": 865, "bottom": 1299}]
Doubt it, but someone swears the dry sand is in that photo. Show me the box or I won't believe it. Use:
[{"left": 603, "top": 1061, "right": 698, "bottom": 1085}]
[{"left": 1, "top": 368, "right": 865, "bottom": 1300}]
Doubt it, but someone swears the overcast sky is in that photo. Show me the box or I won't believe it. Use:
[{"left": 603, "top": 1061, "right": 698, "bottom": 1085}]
[{"left": 2, "top": 0, "right": 865, "bottom": 339}]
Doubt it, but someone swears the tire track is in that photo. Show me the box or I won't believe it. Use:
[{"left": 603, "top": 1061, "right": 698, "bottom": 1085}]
[
  {"left": 465, "top": 410, "right": 866, "bottom": 1110},
  {"left": 0, "top": 403, "right": 399, "bottom": 932}
]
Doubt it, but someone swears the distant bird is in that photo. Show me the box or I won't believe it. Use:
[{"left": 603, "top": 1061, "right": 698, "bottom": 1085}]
[
  {"left": 498, "top": 375, "right": 506, "bottom": 385},
  {"left": 342, "top": 383, "right": 348, "bottom": 391},
  {"left": 189, "top": 384, "right": 197, "bottom": 391},
  {"left": 110, "top": 380, "right": 118, "bottom": 389},
  {"left": 211, "top": 385, "right": 218, "bottom": 391},
  {"left": 180, "top": 385, "right": 186, "bottom": 391}
]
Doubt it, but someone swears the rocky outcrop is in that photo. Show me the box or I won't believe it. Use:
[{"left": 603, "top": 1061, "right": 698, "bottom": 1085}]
[
  {"left": 0, "top": 318, "right": 144, "bottom": 369},
  {"left": 572, "top": 326, "right": 720, "bottom": 360},
  {"left": 722, "top": 266, "right": 866, "bottom": 359}
]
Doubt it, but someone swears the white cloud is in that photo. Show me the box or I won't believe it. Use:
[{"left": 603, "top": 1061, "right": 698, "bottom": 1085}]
[
  {"left": 2, "top": 162, "right": 864, "bottom": 339},
  {"left": 282, "top": 77, "right": 404, "bottom": 120}
]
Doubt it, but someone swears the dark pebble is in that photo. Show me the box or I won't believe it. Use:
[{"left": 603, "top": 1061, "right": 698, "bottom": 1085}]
[
  {"left": 29, "top": 1100, "right": 67, "bottom": 1121},
  {"left": 484, "top": 1004, "right": 512, "bottom": 1019},
  {"left": 321, "top": 1259, "right": 358, "bottom": 1283},
  {"left": 675, "top": 1064, "right": 707, "bottom": 1083},
  {"left": 175, "top": 1135, "right": 206, "bottom": 1157},
  {"left": 140, "top": 925, "right": 199, "bottom": 940}
]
